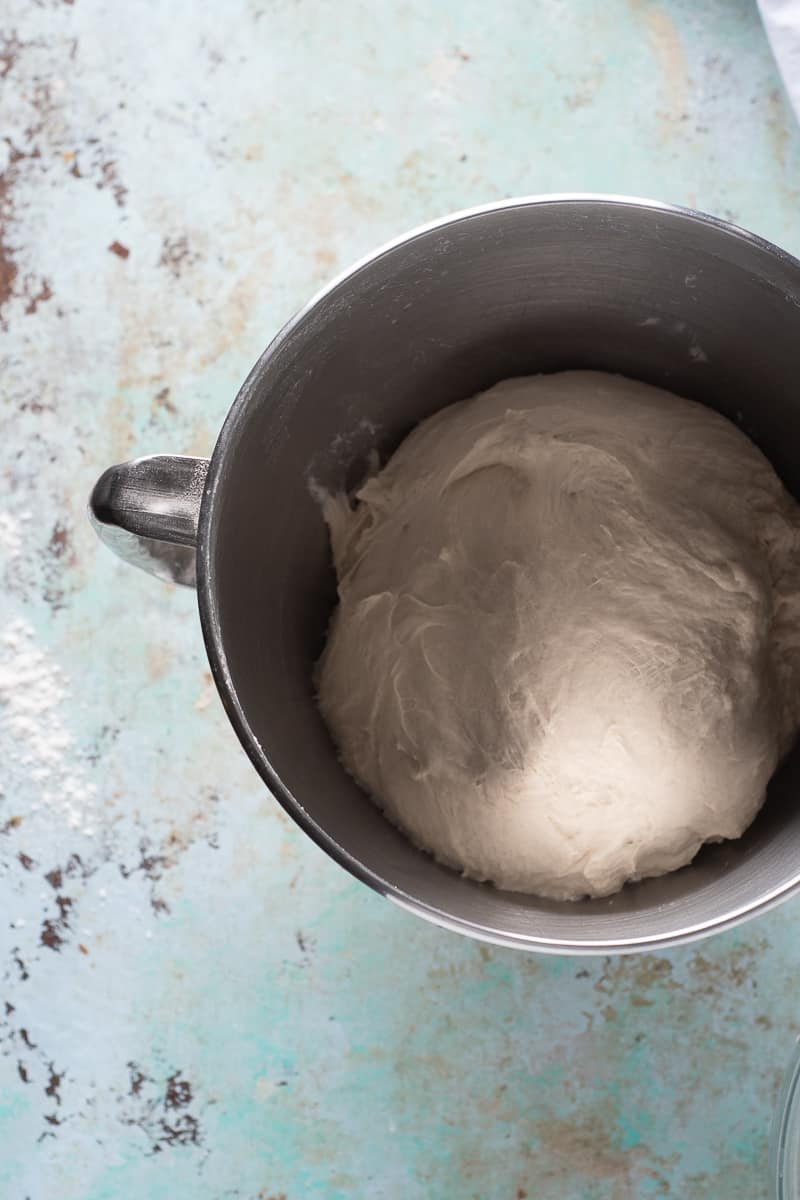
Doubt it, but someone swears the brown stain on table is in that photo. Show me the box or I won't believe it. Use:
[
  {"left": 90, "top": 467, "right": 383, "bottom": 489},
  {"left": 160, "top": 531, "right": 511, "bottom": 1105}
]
[{"left": 630, "top": 0, "right": 691, "bottom": 125}]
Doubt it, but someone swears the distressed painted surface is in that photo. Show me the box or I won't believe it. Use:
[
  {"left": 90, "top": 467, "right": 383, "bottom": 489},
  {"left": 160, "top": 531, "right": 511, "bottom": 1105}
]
[{"left": 2, "top": 1, "right": 800, "bottom": 1197}]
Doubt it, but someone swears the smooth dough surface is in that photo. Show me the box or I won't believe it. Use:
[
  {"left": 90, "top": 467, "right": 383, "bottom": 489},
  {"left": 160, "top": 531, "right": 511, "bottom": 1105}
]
[{"left": 316, "top": 371, "right": 800, "bottom": 899}]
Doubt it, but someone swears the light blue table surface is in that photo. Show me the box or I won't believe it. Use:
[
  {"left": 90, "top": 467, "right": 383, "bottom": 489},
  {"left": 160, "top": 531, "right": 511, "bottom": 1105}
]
[{"left": 3, "top": 2, "right": 800, "bottom": 1197}]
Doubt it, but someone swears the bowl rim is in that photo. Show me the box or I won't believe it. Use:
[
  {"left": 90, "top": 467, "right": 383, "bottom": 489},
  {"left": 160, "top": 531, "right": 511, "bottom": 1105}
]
[{"left": 772, "top": 1036, "right": 800, "bottom": 1199}]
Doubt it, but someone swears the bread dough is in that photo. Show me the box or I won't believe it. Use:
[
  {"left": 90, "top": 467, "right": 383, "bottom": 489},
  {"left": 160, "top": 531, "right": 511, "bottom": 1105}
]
[{"left": 316, "top": 372, "right": 800, "bottom": 899}]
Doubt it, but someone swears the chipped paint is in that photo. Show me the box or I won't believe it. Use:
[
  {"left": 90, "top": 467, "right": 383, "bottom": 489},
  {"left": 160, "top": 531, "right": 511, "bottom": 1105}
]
[
  {"left": 1, "top": 1, "right": 800, "bottom": 1199},
  {"left": 639, "top": 3, "right": 692, "bottom": 116}
]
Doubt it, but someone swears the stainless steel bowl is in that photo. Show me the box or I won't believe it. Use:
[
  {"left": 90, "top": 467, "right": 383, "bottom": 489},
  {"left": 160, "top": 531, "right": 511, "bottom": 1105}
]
[{"left": 90, "top": 195, "right": 800, "bottom": 955}]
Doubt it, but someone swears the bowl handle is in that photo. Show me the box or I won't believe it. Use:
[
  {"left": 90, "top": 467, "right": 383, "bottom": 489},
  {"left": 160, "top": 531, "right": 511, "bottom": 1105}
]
[{"left": 89, "top": 455, "right": 209, "bottom": 587}]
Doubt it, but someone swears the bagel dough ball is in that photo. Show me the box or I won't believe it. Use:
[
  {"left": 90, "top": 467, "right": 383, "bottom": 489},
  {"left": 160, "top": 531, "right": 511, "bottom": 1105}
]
[{"left": 316, "top": 372, "right": 800, "bottom": 899}]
